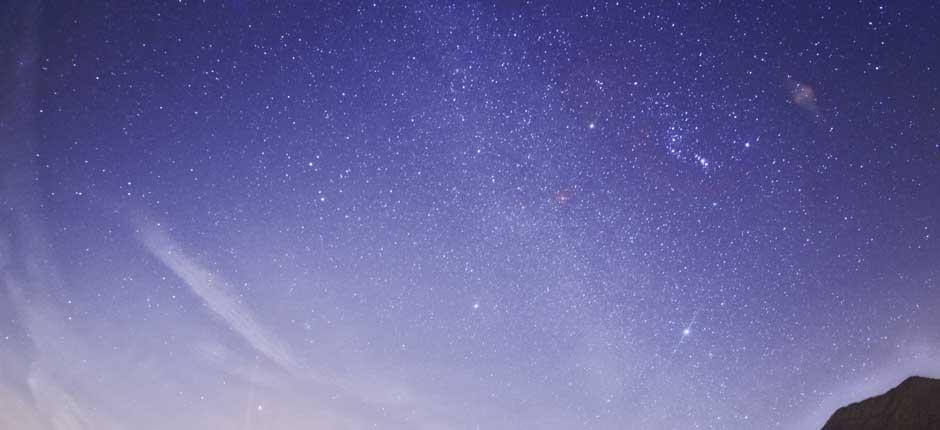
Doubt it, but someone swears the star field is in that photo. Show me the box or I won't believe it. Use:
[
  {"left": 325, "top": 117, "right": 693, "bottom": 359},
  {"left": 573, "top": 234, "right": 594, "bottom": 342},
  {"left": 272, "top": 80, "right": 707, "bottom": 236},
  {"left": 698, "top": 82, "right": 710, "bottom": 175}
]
[{"left": 1, "top": 1, "right": 939, "bottom": 429}]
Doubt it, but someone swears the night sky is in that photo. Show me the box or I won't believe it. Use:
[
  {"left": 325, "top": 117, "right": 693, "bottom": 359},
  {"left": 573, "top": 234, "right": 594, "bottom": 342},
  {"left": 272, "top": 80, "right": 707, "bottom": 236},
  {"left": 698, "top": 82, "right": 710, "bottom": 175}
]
[{"left": 2, "top": 1, "right": 940, "bottom": 429}]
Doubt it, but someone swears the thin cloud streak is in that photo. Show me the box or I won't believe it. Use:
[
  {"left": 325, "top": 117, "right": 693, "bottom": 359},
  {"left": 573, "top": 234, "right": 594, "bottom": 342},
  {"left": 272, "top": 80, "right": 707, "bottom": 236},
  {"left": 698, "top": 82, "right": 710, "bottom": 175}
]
[{"left": 137, "top": 221, "right": 300, "bottom": 375}]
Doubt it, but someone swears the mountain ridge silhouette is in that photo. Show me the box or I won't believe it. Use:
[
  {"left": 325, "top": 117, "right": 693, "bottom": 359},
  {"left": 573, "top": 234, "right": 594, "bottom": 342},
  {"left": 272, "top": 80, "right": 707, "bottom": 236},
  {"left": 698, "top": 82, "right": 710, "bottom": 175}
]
[{"left": 821, "top": 376, "right": 940, "bottom": 430}]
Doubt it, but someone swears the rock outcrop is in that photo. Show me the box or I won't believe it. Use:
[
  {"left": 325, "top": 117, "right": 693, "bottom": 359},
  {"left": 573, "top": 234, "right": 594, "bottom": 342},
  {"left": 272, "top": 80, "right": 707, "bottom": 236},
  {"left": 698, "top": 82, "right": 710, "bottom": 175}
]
[{"left": 822, "top": 376, "right": 940, "bottom": 430}]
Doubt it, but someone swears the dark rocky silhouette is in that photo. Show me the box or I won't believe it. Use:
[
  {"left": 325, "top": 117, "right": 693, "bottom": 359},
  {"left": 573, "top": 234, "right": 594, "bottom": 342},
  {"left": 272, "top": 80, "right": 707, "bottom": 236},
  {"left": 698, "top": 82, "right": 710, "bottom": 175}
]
[{"left": 822, "top": 376, "right": 940, "bottom": 430}]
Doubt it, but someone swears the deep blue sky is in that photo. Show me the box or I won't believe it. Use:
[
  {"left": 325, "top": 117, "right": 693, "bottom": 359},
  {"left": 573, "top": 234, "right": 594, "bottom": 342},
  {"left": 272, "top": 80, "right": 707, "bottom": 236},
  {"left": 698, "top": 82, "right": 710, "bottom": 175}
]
[{"left": 2, "top": 1, "right": 939, "bottom": 429}]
